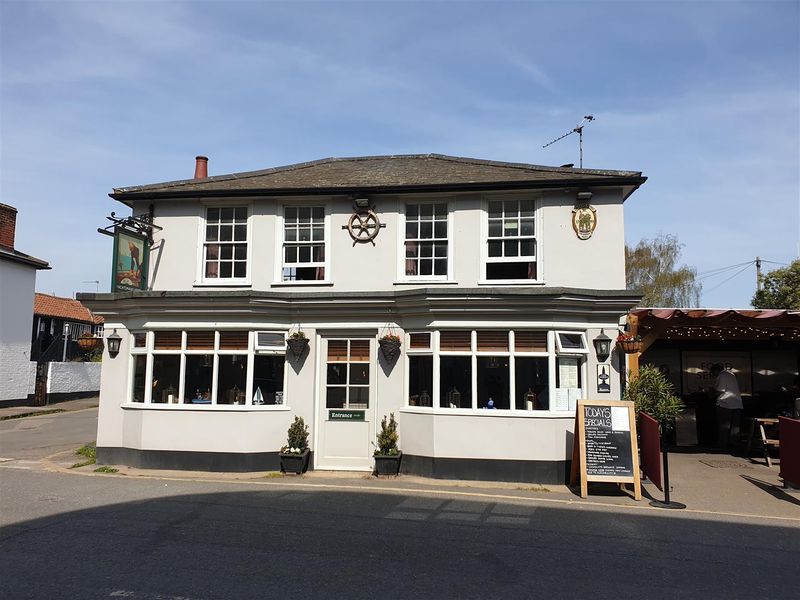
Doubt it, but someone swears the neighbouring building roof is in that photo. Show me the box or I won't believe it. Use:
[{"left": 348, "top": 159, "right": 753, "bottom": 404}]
[
  {"left": 0, "top": 246, "right": 50, "bottom": 270},
  {"left": 34, "top": 293, "right": 104, "bottom": 325},
  {"left": 111, "top": 154, "right": 646, "bottom": 201}
]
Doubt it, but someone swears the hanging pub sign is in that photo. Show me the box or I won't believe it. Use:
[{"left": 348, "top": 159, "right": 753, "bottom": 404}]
[{"left": 112, "top": 228, "right": 149, "bottom": 292}]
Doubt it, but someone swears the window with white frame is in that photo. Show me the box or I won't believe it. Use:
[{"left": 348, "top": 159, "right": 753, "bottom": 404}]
[
  {"left": 204, "top": 207, "right": 248, "bottom": 279},
  {"left": 404, "top": 202, "right": 448, "bottom": 277},
  {"left": 282, "top": 206, "right": 325, "bottom": 281},
  {"left": 405, "top": 329, "right": 587, "bottom": 412},
  {"left": 407, "top": 333, "right": 433, "bottom": 407},
  {"left": 325, "top": 339, "right": 370, "bottom": 409},
  {"left": 486, "top": 199, "right": 536, "bottom": 280},
  {"left": 129, "top": 330, "right": 287, "bottom": 407}
]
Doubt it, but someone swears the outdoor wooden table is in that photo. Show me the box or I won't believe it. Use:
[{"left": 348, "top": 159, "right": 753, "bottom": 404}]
[{"left": 746, "top": 417, "right": 780, "bottom": 467}]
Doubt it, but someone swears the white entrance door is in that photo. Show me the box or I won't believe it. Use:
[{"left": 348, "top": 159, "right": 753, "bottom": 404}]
[{"left": 315, "top": 337, "right": 375, "bottom": 471}]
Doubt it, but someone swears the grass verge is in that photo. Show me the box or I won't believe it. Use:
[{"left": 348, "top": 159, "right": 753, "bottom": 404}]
[
  {"left": 94, "top": 466, "right": 119, "bottom": 474},
  {"left": 70, "top": 442, "right": 97, "bottom": 469}
]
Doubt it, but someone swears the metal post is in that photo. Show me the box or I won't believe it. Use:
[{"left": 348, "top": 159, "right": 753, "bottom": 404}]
[
  {"left": 649, "top": 436, "right": 686, "bottom": 509},
  {"left": 61, "top": 323, "right": 70, "bottom": 362}
]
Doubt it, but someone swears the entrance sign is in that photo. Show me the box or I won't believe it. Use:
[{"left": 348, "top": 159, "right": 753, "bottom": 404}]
[
  {"left": 570, "top": 400, "right": 641, "bottom": 500},
  {"left": 112, "top": 228, "right": 148, "bottom": 292},
  {"left": 329, "top": 409, "right": 365, "bottom": 421}
]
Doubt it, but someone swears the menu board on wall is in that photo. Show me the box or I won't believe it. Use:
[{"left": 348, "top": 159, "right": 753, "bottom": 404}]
[{"left": 570, "top": 400, "right": 641, "bottom": 500}]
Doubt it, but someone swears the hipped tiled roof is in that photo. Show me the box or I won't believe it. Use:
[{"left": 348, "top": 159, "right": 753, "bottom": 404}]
[
  {"left": 112, "top": 154, "right": 645, "bottom": 199},
  {"left": 34, "top": 293, "right": 104, "bottom": 324}
]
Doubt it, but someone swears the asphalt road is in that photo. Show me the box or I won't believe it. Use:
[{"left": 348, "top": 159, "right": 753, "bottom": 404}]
[
  {"left": 0, "top": 407, "right": 97, "bottom": 460},
  {"left": 1, "top": 408, "right": 798, "bottom": 599}
]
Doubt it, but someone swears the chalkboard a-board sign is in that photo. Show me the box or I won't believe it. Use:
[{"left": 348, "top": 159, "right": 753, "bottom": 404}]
[{"left": 570, "top": 400, "right": 641, "bottom": 500}]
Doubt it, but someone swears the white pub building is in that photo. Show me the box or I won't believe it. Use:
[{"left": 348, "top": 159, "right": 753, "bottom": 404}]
[{"left": 82, "top": 154, "right": 645, "bottom": 483}]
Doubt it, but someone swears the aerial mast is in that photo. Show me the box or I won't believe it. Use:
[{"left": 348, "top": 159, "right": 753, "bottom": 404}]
[{"left": 542, "top": 115, "right": 595, "bottom": 168}]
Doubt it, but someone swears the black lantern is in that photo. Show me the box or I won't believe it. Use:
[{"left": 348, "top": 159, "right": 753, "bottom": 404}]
[
  {"left": 593, "top": 329, "right": 612, "bottom": 363},
  {"left": 107, "top": 329, "right": 122, "bottom": 358}
]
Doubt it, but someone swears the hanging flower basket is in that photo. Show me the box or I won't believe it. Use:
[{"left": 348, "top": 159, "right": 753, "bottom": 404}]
[
  {"left": 287, "top": 335, "right": 309, "bottom": 358},
  {"left": 379, "top": 335, "right": 402, "bottom": 361},
  {"left": 617, "top": 334, "right": 643, "bottom": 354},
  {"left": 77, "top": 334, "right": 103, "bottom": 352}
]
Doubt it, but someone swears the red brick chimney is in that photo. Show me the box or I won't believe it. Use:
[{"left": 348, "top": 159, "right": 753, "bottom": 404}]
[
  {"left": 0, "top": 203, "right": 17, "bottom": 249},
  {"left": 194, "top": 155, "right": 209, "bottom": 179}
]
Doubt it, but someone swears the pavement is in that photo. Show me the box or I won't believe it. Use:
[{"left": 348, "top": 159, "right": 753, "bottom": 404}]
[
  {"left": 1, "top": 398, "right": 797, "bottom": 524},
  {"left": 0, "top": 396, "right": 99, "bottom": 420}
]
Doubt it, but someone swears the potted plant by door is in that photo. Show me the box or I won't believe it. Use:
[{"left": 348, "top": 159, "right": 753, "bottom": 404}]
[
  {"left": 374, "top": 413, "right": 402, "bottom": 476},
  {"left": 279, "top": 416, "right": 311, "bottom": 474},
  {"left": 378, "top": 333, "right": 402, "bottom": 362},
  {"left": 286, "top": 329, "right": 309, "bottom": 358}
]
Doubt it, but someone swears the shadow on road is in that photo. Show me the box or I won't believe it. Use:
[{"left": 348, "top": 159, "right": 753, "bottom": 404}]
[
  {"left": 740, "top": 474, "right": 800, "bottom": 507},
  {"left": 1, "top": 484, "right": 798, "bottom": 600}
]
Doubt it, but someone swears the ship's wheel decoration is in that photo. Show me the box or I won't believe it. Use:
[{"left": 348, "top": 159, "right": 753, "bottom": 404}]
[{"left": 343, "top": 203, "right": 385, "bottom": 246}]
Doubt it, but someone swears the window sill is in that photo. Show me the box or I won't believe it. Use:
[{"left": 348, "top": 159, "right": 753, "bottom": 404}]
[
  {"left": 399, "top": 407, "right": 575, "bottom": 418},
  {"left": 394, "top": 280, "right": 459, "bottom": 286},
  {"left": 477, "top": 280, "right": 546, "bottom": 286},
  {"left": 193, "top": 281, "right": 252, "bottom": 288},
  {"left": 270, "top": 281, "right": 334, "bottom": 288},
  {"left": 121, "top": 403, "right": 291, "bottom": 412}
]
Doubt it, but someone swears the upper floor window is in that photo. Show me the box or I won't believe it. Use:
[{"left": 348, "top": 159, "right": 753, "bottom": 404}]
[
  {"left": 204, "top": 207, "right": 248, "bottom": 279},
  {"left": 486, "top": 199, "right": 536, "bottom": 280},
  {"left": 283, "top": 207, "right": 325, "bottom": 281},
  {"left": 405, "top": 202, "right": 448, "bottom": 277}
]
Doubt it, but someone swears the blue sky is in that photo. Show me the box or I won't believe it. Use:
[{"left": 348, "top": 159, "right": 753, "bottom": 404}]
[{"left": 2, "top": 0, "right": 798, "bottom": 307}]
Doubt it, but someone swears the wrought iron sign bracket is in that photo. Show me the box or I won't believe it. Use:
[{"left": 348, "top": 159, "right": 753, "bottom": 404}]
[{"left": 97, "top": 206, "right": 162, "bottom": 246}]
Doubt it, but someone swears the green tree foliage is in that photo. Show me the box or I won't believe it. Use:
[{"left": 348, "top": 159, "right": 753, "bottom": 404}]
[
  {"left": 624, "top": 365, "right": 684, "bottom": 432},
  {"left": 626, "top": 233, "right": 702, "bottom": 307},
  {"left": 624, "top": 365, "right": 684, "bottom": 430},
  {"left": 752, "top": 260, "right": 800, "bottom": 309},
  {"left": 375, "top": 413, "right": 399, "bottom": 456}
]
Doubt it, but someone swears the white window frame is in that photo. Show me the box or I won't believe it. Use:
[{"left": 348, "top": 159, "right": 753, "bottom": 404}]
[
  {"left": 405, "top": 331, "right": 435, "bottom": 408},
  {"left": 126, "top": 329, "right": 289, "bottom": 410},
  {"left": 554, "top": 331, "right": 589, "bottom": 355},
  {"left": 480, "top": 195, "right": 543, "bottom": 285},
  {"left": 196, "top": 204, "right": 253, "bottom": 286},
  {"left": 403, "top": 329, "right": 585, "bottom": 415},
  {"left": 274, "top": 204, "right": 331, "bottom": 285},
  {"left": 397, "top": 199, "right": 454, "bottom": 282}
]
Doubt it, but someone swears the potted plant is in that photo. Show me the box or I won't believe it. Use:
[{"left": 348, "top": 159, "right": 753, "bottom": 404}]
[
  {"left": 286, "top": 329, "right": 309, "bottom": 358},
  {"left": 373, "top": 413, "right": 402, "bottom": 476},
  {"left": 77, "top": 332, "right": 103, "bottom": 352},
  {"left": 378, "top": 332, "right": 402, "bottom": 362},
  {"left": 279, "top": 416, "right": 311, "bottom": 474},
  {"left": 617, "top": 332, "right": 643, "bottom": 354},
  {"left": 624, "top": 364, "right": 684, "bottom": 435}
]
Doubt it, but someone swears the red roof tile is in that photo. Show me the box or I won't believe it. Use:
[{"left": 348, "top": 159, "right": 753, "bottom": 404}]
[{"left": 34, "top": 293, "right": 104, "bottom": 324}]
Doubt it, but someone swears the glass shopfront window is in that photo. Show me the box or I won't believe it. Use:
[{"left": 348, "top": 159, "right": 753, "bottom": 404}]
[
  {"left": 129, "top": 330, "right": 287, "bottom": 408},
  {"left": 408, "top": 355, "right": 433, "bottom": 407},
  {"left": 440, "top": 356, "right": 472, "bottom": 409},
  {"left": 152, "top": 355, "right": 180, "bottom": 404}
]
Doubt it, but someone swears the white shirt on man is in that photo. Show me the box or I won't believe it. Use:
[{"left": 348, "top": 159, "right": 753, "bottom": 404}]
[{"left": 714, "top": 370, "right": 743, "bottom": 410}]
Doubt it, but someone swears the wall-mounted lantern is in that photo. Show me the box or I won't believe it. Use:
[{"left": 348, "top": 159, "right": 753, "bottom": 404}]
[
  {"left": 593, "top": 329, "right": 612, "bottom": 363},
  {"left": 107, "top": 329, "right": 122, "bottom": 359}
]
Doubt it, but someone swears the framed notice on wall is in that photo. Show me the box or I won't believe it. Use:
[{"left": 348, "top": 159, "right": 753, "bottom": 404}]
[
  {"left": 570, "top": 400, "right": 641, "bottom": 500},
  {"left": 112, "top": 228, "right": 148, "bottom": 292}
]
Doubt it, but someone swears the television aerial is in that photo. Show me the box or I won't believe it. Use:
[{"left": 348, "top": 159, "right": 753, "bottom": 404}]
[{"left": 542, "top": 115, "right": 595, "bottom": 168}]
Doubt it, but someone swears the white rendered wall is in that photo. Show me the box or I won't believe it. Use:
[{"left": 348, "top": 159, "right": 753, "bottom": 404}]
[
  {"left": 0, "top": 260, "right": 37, "bottom": 402},
  {"left": 138, "top": 187, "right": 628, "bottom": 294},
  {"left": 47, "top": 362, "right": 101, "bottom": 394}
]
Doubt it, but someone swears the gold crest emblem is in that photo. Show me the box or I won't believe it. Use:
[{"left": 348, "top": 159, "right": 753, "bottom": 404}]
[{"left": 571, "top": 206, "right": 597, "bottom": 240}]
